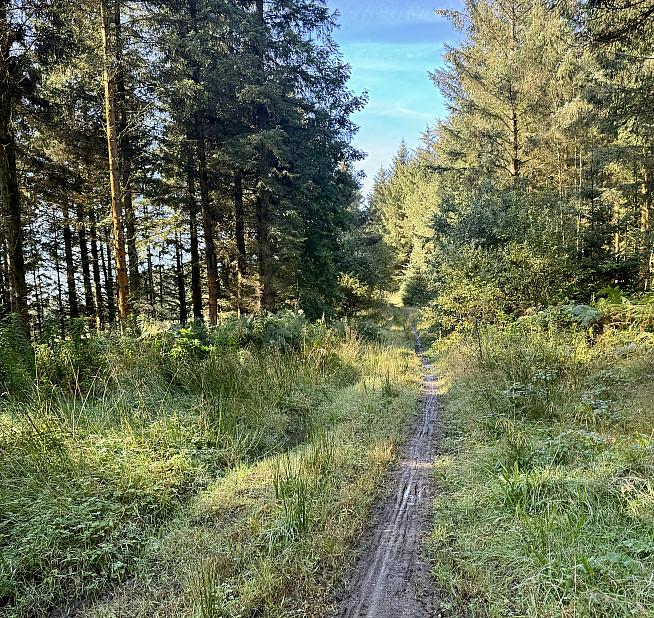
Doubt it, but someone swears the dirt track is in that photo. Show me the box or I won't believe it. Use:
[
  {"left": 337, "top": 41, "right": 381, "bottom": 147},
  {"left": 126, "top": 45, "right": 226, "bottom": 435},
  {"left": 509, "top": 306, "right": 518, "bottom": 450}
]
[{"left": 338, "top": 333, "right": 439, "bottom": 617}]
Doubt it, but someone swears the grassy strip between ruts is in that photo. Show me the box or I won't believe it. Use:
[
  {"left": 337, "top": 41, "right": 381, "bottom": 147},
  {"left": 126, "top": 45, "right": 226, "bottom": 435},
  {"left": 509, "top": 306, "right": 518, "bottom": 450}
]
[
  {"left": 427, "top": 323, "right": 654, "bottom": 617},
  {"left": 66, "top": 326, "right": 422, "bottom": 617}
]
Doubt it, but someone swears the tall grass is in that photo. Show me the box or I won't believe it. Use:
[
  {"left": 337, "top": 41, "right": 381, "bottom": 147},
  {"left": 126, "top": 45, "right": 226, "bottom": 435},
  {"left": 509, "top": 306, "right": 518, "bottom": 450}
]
[
  {"left": 428, "top": 317, "right": 654, "bottom": 617},
  {"left": 0, "top": 310, "right": 422, "bottom": 617}
]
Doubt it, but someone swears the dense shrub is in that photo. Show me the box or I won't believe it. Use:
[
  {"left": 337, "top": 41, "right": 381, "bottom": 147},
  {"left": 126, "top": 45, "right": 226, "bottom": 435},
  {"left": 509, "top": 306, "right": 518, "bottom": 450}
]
[
  {"left": 206, "top": 311, "right": 332, "bottom": 351},
  {"left": 2, "top": 312, "right": 343, "bottom": 401},
  {"left": 419, "top": 242, "right": 580, "bottom": 336},
  {"left": 0, "top": 315, "right": 34, "bottom": 397},
  {"left": 400, "top": 260, "right": 436, "bottom": 307},
  {"left": 347, "top": 317, "right": 385, "bottom": 342},
  {"left": 34, "top": 319, "right": 109, "bottom": 394}
]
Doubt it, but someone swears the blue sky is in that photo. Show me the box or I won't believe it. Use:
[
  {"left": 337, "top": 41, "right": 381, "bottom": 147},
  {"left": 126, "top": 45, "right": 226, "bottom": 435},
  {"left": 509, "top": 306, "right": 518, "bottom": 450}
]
[{"left": 325, "top": 0, "right": 457, "bottom": 194}]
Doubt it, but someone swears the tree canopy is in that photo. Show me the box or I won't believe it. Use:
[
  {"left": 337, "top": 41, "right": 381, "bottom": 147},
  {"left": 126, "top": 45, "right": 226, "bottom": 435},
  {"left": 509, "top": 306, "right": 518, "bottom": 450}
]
[
  {"left": 375, "top": 0, "right": 654, "bottom": 330},
  {"left": 0, "top": 0, "right": 371, "bottom": 335}
]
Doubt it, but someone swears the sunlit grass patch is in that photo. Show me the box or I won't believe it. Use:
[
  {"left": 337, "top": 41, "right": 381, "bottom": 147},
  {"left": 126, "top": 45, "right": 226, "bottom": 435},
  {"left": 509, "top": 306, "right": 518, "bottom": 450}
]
[
  {"left": 428, "top": 324, "right": 654, "bottom": 617},
  {"left": 75, "top": 326, "right": 421, "bottom": 617},
  {"left": 0, "top": 310, "right": 421, "bottom": 617}
]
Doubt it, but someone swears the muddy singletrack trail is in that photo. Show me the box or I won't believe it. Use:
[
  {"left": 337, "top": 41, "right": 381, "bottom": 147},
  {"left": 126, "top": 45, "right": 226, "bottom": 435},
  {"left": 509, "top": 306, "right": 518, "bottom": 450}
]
[{"left": 338, "top": 332, "right": 440, "bottom": 618}]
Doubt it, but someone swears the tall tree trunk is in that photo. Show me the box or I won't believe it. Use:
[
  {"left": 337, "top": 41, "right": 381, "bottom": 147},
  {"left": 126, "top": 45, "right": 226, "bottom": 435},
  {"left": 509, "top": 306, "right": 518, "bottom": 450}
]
[
  {"left": 123, "top": 158, "right": 140, "bottom": 296},
  {"left": 234, "top": 168, "right": 247, "bottom": 276},
  {"left": 220, "top": 243, "right": 231, "bottom": 293},
  {"left": 188, "top": 0, "right": 219, "bottom": 325},
  {"left": 175, "top": 231, "right": 187, "bottom": 324},
  {"left": 255, "top": 193, "right": 274, "bottom": 310},
  {"left": 640, "top": 161, "right": 653, "bottom": 290},
  {"left": 158, "top": 247, "right": 164, "bottom": 309},
  {"left": 123, "top": 177, "right": 141, "bottom": 298},
  {"left": 0, "top": 9, "right": 29, "bottom": 329},
  {"left": 100, "top": 0, "right": 129, "bottom": 324},
  {"left": 114, "top": 1, "right": 140, "bottom": 299},
  {"left": 0, "top": 245, "right": 9, "bottom": 316},
  {"left": 52, "top": 218, "right": 66, "bottom": 337},
  {"left": 187, "top": 0, "right": 218, "bottom": 323},
  {"left": 2, "top": 248, "right": 10, "bottom": 314},
  {"left": 142, "top": 201, "right": 154, "bottom": 305},
  {"left": 187, "top": 154, "right": 203, "bottom": 321},
  {"left": 77, "top": 204, "right": 95, "bottom": 318},
  {"left": 102, "top": 228, "right": 116, "bottom": 324},
  {"left": 146, "top": 240, "right": 154, "bottom": 305},
  {"left": 189, "top": 0, "right": 219, "bottom": 325},
  {"left": 29, "top": 221, "right": 42, "bottom": 337},
  {"left": 62, "top": 197, "right": 79, "bottom": 318},
  {"left": 89, "top": 208, "right": 105, "bottom": 327},
  {"left": 31, "top": 263, "right": 42, "bottom": 337},
  {"left": 196, "top": 122, "right": 220, "bottom": 325},
  {"left": 255, "top": 0, "right": 275, "bottom": 311}
]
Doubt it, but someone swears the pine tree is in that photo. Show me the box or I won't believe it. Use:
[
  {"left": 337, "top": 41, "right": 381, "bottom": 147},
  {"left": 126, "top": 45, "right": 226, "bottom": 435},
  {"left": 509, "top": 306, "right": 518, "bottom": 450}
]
[{"left": 1, "top": 0, "right": 30, "bottom": 327}]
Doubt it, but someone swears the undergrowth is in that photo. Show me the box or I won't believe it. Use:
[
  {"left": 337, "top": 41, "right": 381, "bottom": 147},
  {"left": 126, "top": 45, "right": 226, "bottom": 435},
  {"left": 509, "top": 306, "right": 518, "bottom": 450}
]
[
  {"left": 0, "top": 309, "right": 421, "bottom": 617},
  {"left": 427, "top": 309, "right": 654, "bottom": 617}
]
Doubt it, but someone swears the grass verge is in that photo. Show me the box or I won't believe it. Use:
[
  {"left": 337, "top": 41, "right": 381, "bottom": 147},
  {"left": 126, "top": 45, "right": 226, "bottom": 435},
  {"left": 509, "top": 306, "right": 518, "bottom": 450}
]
[
  {"left": 427, "top": 323, "right": 654, "bottom": 617},
  {"left": 1, "top": 312, "right": 422, "bottom": 617}
]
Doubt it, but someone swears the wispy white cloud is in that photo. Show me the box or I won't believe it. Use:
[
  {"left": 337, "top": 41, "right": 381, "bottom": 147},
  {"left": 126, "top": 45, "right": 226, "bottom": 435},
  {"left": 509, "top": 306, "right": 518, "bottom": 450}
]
[
  {"left": 344, "top": 41, "right": 444, "bottom": 69},
  {"left": 363, "top": 101, "right": 436, "bottom": 122},
  {"left": 329, "top": 1, "right": 447, "bottom": 26}
]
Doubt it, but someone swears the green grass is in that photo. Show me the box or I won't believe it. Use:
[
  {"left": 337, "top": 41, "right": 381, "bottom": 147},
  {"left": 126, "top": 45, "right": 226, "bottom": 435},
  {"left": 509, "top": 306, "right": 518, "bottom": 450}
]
[
  {"left": 0, "top": 311, "right": 422, "bottom": 617},
  {"left": 427, "top": 322, "right": 654, "bottom": 617}
]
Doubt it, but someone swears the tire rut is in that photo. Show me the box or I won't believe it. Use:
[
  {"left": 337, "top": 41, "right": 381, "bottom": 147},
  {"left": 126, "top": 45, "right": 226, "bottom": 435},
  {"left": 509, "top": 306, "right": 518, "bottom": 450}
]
[{"left": 337, "top": 332, "right": 439, "bottom": 618}]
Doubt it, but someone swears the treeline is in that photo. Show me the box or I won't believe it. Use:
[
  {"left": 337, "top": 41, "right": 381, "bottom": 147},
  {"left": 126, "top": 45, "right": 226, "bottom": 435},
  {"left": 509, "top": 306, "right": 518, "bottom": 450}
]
[
  {"left": 0, "top": 0, "right": 371, "bottom": 335},
  {"left": 373, "top": 0, "right": 654, "bottom": 328}
]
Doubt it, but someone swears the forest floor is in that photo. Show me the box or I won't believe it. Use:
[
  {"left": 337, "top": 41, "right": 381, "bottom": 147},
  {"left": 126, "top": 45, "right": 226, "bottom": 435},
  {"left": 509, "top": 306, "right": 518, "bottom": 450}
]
[
  {"left": 336, "top": 332, "right": 440, "bottom": 617},
  {"left": 1, "top": 313, "right": 427, "bottom": 618},
  {"left": 75, "top": 325, "right": 424, "bottom": 618}
]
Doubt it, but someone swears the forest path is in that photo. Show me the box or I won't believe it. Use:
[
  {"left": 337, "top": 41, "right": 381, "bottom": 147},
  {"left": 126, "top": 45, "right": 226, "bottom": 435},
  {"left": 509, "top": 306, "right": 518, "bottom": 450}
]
[{"left": 337, "top": 332, "right": 440, "bottom": 617}]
